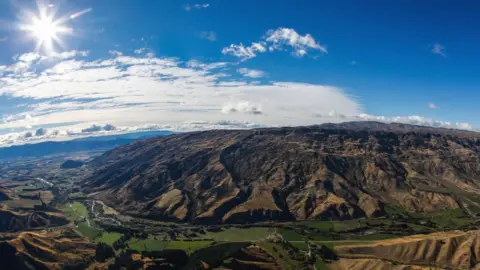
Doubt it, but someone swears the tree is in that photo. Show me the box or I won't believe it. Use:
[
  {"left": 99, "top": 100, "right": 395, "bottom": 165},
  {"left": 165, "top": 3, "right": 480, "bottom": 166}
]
[{"left": 95, "top": 242, "right": 115, "bottom": 262}]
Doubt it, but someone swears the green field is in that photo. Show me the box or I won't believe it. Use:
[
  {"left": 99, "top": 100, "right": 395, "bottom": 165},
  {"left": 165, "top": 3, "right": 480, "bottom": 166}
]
[
  {"left": 279, "top": 228, "right": 306, "bottom": 241},
  {"left": 166, "top": 241, "right": 214, "bottom": 253},
  {"left": 95, "top": 232, "right": 123, "bottom": 246},
  {"left": 68, "top": 192, "right": 87, "bottom": 200},
  {"left": 210, "top": 227, "right": 270, "bottom": 241},
  {"left": 77, "top": 221, "right": 103, "bottom": 240},
  {"left": 128, "top": 238, "right": 169, "bottom": 251},
  {"left": 186, "top": 242, "right": 249, "bottom": 269},
  {"left": 127, "top": 238, "right": 213, "bottom": 253},
  {"left": 60, "top": 202, "right": 89, "bottom": 220}
]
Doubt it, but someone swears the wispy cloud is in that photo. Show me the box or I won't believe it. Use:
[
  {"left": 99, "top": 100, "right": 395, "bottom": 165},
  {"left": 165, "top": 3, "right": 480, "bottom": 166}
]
[
  {"left": 0, "top": 37, "right": 8, "bottom": 42},
  {"left": 237, "top": 68, "right": 265, "bottom": 78},
  {"left": 428, "top": 103, "right": 437, "bottom": 109},
  {"left": 349, "top": 60, "right": 357, "bottom": 66},
  {"left": 184, "top": 3, "right": 210, "bottom": 11},
  {"left": 222, "top": 42, "right": 266, "bottom": 60},
  {"left": 0, "top": 48, "right": 473, "bottom": 147},
  {"left": 222, "top": 27, "right": 327, "bottom": 60},
  {"left": 431, "top": 43, "right": 446, "bottom": 57},
  {"left": 199, "top": 31, "right": 216, "bottom": 41}
]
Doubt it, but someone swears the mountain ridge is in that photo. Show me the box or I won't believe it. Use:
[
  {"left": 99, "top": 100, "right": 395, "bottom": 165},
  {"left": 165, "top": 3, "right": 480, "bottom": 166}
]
[{"left": 84, "top": 121, "right": 480, "bottom": 224}]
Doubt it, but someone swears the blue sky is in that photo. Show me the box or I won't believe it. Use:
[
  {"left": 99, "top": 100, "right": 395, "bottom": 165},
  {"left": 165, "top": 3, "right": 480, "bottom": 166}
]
[{"left": 0, "top": 0, "right": 479, "bottom": 145}]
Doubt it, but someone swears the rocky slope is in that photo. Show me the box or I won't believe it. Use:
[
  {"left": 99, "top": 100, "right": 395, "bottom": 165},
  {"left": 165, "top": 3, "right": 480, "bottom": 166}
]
[
  {"left": 84, "top": 121, "right": 480, "bottom": 223},
  {"left": 0, "top": 209, "right": 69, "bottom": 232},
  {"left": 0, "top": 229, "right": 96, "bottom": 269},
  {"left": 331, "top": 230, "right": 480, "bottom": 269}
]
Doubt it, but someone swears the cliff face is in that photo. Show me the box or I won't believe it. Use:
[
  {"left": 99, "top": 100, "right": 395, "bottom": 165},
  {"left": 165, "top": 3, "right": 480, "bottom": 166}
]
[{"left": 85, "top": 122, "right": 480, "bottom": 223}]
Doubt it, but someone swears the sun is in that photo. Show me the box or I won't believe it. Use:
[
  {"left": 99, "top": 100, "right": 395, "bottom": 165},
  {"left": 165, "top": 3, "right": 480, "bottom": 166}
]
[
  {"left": 18, "top": 3, "right": 91, "bottom": 53},
  {"left": 31, "top": 17, "right": 59, "bottom": 43}
]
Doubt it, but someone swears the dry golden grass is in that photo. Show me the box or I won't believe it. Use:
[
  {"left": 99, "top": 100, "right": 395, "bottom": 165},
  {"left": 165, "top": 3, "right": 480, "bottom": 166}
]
[{"left": 334, "top": 230, "right": 480, "bottom": 270}]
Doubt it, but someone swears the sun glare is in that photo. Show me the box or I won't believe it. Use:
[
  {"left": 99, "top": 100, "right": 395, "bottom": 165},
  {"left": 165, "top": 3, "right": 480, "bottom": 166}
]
[
  {"left": 18, "top": 2, "right": 90, "bottom": 53},
  {"left": 31, "top": 17, "right": 58, "bottom": 43}
]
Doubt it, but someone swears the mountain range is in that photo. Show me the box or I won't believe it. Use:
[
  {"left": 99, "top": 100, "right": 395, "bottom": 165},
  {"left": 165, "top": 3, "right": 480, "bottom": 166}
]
[
  {"left": 84, "top": 121, "right": 480, "bottom": 224},
  {"left": 0, "top": 130, "right": 174, "bottom": 159}
]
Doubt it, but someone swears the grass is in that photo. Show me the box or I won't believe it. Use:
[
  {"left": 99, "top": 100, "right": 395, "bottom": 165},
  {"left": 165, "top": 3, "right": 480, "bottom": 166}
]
[
  {"left": 12, "top": 185, "right": 33, "bottom": 191},
  {"left": 95, "top": 232, "right": 123, "bottom": 246},
  {"left": 77, "top": 221, "right": 103, "bottom": 240},
  {"left": 166, "top": 241, "right": 213, "bottom": 253},
  {"left": 260, "top": 242, "right": 301, "bottom": 270},
  {"left": 210, "top": 227, "right": 270, "bottom": 241},
  {"left": 186, "top": 242, "right": 249, "bottom": 268},
  {"left": 296, "top": 220, "right": 335, "bottom": 231},
  {"left": 3, "top": 199, "right": 41, "bottom": 209},
  {"left": 68, "top": 192, "right": 87, "bottom": 200},
  {"left": 279, "top": 228, "right": 306, "bottom": 241},
  {"left": 128, "top": 238, "right": 169, "bottom": 251},
  {"left": 60, "top": 202, "right": 89, "bottom": 220},
  {"left": 315, "top": 259, "right": 329, "bottom": 270}
]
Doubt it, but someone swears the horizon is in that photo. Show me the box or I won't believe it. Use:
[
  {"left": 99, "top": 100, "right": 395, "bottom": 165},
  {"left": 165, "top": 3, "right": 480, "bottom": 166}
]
[{"left": 1, "top": 0, "right": 479, "bottom": 146}]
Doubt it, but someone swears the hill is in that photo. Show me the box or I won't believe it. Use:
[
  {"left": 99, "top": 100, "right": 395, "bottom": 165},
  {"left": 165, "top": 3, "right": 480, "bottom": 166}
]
[
  {"left": 0, "top": 229, "right": 96, "bottom": 270},
  {"left": 0, "top": 209, "right": 70, "bottom": 232},
  {"left": 84, "top": 121, "right": 480, "bottom": 224},
  {"left": 331, "top": 230, "right": 480, "bottom": 269}
]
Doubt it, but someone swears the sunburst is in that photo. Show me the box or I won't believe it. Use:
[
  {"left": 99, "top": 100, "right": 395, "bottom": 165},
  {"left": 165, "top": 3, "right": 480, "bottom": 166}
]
[{"left": 18, "top": 1, "right": 91, "bottom": 53}]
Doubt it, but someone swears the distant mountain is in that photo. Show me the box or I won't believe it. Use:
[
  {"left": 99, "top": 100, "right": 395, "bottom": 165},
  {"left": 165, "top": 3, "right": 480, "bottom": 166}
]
[
  {"left": 84, "top": 121, "right": 480, "bottom": 224},
  {"left": 0, "top": 130, "right": 175, "bottom": 159}
]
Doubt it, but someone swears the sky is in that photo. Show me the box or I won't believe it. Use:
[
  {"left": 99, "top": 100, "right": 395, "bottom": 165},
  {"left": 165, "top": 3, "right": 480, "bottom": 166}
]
[{"left": 0, "top": 0, "right": 479, "bottom": 146}]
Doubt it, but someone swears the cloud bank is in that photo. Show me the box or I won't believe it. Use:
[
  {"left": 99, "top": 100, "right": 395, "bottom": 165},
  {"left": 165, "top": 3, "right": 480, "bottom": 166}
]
[{"left": 0, "top": 47, "right": 475, "bottom": 146}]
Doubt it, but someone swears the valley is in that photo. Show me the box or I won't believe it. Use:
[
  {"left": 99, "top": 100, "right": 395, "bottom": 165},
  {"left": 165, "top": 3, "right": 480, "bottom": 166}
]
[{"left": 1, "top": 122, "right": 480, "bottom": 269}]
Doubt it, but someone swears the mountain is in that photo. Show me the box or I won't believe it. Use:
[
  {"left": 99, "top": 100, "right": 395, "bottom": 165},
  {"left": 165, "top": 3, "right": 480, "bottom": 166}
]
[
  {"left": 84, "top": 121, "right": 480, "bottom": 224},
  {"left": 0, "top": 229, "right": 96, "bottom": 270},
  {"left": 0, "top": 130, "right": 174, "bottom": 159},
  {"left": 330, "top": 230, "right": 480, "bottom": 269},
  {"left": 0, "top": 209, "right": 69, "bottom": 232}
]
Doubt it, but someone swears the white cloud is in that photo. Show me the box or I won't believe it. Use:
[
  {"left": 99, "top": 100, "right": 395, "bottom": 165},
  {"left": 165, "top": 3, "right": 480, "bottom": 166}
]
[
  {"left": 48, "top": 50, "right": 89, "bottom": 60},
  {"left": 184, "top": 3, "right": 210, "bottom": 11},
  {"left": 80, "top": 124, "right": 116, "bottom": 133},
  {"left": 428, "top": 103, "right": 437, "bottom": 109},
  {"left": 237, "top": 68, "right": 265, "bottom": 78},
  {"left": 16, "top": 52, "right": 41, "bottom": 63},
  {"left": 431, "top": 43, "right": 446, "bottom": 57},
  {"left": 265, "top": 27, "right": 327, "bottom": 57},
  {"left": 222, "top": 101, "right": 263, "bottom": 115},
  {"left": 200, "top": 31, "right": 216, "bottom": 41},
  {"left": 109, "top": 50, "right": 123, "bottom": 57},
  {"left": 0, "top": 37, "right": 8, "bottom": 42},
  {"left": 222, "top": 27, "right": 326, "bottom": 60},
  {"left": 134, "top": 48, "right": 148, "bottom": 54},
  {"left": 222, "top": 43, "right": 266, "bottom": 60},
  {"left": 353, "top": 114, "right": 472, "bottom": 130},
  {"left": 350, "top": 60, "right": 357, "bottom": 66},
  {"left": 0, "top": 48, "right": 474, "bottom": 146}
]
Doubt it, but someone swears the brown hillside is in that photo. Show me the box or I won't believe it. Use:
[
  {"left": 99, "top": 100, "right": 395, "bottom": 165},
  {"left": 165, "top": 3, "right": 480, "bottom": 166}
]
[
  {"left": 0, "top": 209, "right": 69, "bottom": 232},
  {"left": 333, "top": 230, "right": 480, "bottom": 269},
  {"left": 85, "top": 122, "right": 480, "bottom": 223},
  {"left": 0, "top": 228, "right": 96, "bottom": 270}
]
